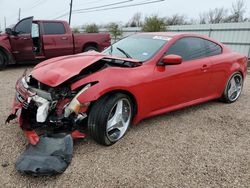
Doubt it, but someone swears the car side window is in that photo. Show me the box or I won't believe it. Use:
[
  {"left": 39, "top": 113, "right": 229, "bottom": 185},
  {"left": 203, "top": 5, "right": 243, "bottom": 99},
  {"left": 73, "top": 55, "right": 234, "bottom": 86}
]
[
  {"left": 204, "top": 40, "right": 222, "bottom": 56},
  {"left": 15, "top": 18, "right": 32, "bottom": 34},
  {"left": 43, "top": 22, "right": 66, "bottom": 35},
  {"left": 31, "top": 23, "right": 39, "bottom": 38},
  {"left": 165, "top": 37, "right": 207, "bottom": 61}
]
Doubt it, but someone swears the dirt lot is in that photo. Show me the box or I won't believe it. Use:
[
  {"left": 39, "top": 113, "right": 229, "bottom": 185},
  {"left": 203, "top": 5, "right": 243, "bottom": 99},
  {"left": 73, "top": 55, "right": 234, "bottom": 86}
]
[{"left": 0, "top": 65, "right": 249, "bottom": 187}]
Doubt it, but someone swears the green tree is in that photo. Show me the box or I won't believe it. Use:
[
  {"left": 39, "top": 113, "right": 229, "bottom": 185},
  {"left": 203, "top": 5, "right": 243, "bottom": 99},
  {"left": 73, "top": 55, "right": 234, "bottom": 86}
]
[
  {"left": 85, "top": 24, "right": 99, "bottom": 33},
  {"left": 72, "top": 27, "right": 80, "bottom": 33},
  {"left": 108, "top": 23, "right": 123, "bottom": 42},
  {"left": 142, "top": 15, "right": 167, "bottom": 32}
]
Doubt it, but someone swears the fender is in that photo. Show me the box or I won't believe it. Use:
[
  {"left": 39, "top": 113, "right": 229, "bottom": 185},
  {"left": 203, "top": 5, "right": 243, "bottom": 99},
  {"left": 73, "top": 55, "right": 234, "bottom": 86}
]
[
  {"left": 73, "top": 40, "right": 98, "bottom": 54},
  {"left": 217, "top": 56, "right": 247, "bottom": 97},
  {"left": 69, "top": 64, "right": 154, "bottom": 125},
  {"left": 75, "top": 82, "right": 135, "bottom": 103},
  {"left": 75, "top": 82, "right": 144, "bottom": 125},
  {"left": 229, "top": 57, "right": 247, "bottom": 79}
]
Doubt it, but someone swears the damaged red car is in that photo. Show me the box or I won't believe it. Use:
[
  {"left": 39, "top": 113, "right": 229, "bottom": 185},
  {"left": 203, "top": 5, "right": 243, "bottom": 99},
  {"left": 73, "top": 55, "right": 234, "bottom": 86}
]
[{"left": 7, "top": 33, "right": 248, "bottom": 146}]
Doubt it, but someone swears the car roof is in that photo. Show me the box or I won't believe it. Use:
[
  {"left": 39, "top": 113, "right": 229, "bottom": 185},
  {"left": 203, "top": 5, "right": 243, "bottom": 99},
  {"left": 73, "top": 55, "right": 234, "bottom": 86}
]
[
  {"left": 136, "top": 32, "right": 205, "bottom": 38},
  {"left": 134, "top": 32, "right": 224, "bottom": 47}
]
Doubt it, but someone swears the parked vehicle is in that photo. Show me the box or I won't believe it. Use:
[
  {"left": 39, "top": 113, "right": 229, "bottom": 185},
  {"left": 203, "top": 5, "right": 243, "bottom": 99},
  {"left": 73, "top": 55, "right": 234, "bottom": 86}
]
[
  {"left": 6, "top": 32, "right": 248, "bottom": 146},
  {"left": 0, "top": 17, "right": 111, "bottom": 69}
]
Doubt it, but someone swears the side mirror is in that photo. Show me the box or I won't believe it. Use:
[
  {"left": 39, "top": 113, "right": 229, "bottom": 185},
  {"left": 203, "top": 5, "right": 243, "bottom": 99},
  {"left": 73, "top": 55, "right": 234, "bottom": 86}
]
[
  {"left": 161, "top": 54, "right": 182, "bottom": 65},
  {"left": 5, "top": 28, "right": 13, "bottom": 35}
]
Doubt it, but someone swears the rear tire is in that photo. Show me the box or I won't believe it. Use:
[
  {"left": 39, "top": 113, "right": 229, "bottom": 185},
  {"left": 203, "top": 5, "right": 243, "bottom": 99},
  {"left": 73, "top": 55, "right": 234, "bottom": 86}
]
[
  {"left": 88, "top": 93, "right": 133, "bottom": 146},
  {"left": 220, "top": 72, "right": 243, "bottom": 103},
  {"left": 83, "top": 46, "right": 98, "bottom": 52}
]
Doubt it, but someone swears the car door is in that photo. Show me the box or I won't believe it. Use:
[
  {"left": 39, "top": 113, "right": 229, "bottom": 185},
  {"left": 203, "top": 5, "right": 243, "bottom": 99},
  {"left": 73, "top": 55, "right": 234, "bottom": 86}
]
[
  {"left": 9, "top": 17, "right": 34, "bottom": 61},
  {"left": 151, "top": 37, "right": 213, "bottom": 111},
  {"left": 41, "top": 22, "right": 73, "bottom": 58}
]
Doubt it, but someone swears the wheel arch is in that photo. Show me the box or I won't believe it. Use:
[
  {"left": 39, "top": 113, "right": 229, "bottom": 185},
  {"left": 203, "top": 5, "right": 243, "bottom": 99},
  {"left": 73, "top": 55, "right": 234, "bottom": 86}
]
[
  {"left": 87, "top": 89, "right": 138, "bottom": 117},
  {"left": 237, "top": 70, "right": 244, "bottom": 79},
  {"left": 105, "top": 89, "right": 138, "bottom": 115},
  {"left": 82, "top": 42, "right": 98, "bottom": 52},
  {"left": 229, "top": 62, "right": 245, "bottom": 79}
]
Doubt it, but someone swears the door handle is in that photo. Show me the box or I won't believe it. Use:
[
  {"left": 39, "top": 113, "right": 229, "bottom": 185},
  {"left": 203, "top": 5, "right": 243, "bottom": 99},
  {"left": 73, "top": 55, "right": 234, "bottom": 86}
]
[
  {"left": 21, "top": 37, "right": 29, "bottom": 40},
  {"left": 61, "top": 37, "right": 68, "bottom": 40},
  {"left": 201, "top": 64, "right": 209, "bottom": 72}
]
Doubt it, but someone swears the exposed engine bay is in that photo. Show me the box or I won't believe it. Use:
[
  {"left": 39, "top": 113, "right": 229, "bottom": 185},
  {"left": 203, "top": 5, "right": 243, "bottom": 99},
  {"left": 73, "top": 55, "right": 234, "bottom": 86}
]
[{"left": 16, "top": 75, "right": 88, "bottom": 131}]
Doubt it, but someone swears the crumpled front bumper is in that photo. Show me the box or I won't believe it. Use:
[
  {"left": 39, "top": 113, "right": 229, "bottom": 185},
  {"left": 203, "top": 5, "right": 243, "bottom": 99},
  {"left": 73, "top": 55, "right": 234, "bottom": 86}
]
[
  {"left": 6, "top": 77, "right": 34, "bottom": 123},
  {"left": 6, "top": 76, "right": 87, "bottom": 145},
  {"left": 6, "top": 77, "right": 41, "bottom": 144}
]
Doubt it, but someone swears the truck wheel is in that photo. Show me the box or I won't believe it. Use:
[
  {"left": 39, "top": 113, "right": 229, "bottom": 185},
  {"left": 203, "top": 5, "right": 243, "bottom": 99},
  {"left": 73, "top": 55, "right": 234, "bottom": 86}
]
[
  {"left": 83, "top": 46, "right": 98, "bottom": 52},
  {"left": 0, "top": 52, "right": 6, "bottom": 70},
  {"left": 88, "top": 93, "right": 133, "bottom": 146}
]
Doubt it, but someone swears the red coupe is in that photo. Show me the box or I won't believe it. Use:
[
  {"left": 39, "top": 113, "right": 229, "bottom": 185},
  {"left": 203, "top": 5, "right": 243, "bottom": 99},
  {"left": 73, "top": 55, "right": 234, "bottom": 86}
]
[{"left": 7, "top": 33, "right": 248, "bottom": 146}]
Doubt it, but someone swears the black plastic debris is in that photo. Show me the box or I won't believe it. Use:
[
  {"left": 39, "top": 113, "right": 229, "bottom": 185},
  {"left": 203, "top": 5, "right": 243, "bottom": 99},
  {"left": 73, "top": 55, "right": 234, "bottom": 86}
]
[{"left": 15, "top": 133, "right": 73, "bottom": 176}]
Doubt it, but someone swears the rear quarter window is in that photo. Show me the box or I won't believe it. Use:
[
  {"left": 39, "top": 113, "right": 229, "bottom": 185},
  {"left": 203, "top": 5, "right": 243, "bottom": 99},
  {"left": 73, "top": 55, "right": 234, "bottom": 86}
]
[
  {"left": 204, "top": 40, "right": 222, "bottom": 56},
  {"left": 43, "top": 22, "right": 65, "bottom": 35}
]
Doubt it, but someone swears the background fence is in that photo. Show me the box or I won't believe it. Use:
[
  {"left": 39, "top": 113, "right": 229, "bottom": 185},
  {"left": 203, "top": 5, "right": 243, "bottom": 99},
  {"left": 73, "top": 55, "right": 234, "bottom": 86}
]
[{"left": 100, "top": 22, "right": 250, "bottom": 59}]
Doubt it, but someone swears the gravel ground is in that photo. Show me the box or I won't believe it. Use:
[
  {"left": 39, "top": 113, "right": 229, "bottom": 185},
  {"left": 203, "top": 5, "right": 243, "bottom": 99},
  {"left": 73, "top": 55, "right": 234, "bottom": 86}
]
[{"left": 0, "top": 65, "right": 249, "bottom": 187}]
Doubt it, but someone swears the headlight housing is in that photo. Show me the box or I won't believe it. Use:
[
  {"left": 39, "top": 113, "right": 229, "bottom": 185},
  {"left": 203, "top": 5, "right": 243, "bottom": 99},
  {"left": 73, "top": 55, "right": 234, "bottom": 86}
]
[{"left": 64, "top": 84, "right": 91, "bottom": 117}]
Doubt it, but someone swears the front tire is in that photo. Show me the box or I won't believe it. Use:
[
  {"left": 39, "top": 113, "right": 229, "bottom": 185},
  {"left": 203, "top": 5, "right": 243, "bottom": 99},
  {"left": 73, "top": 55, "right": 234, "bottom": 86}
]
[
  {"left": 88, "top": 93, "right": 133, "bottom": 146},
  {"left": 0, "top": 52, "right": 6, "bottom": 70},
  {"left": 221, "top": 72, "right": 243, "bottom": 103}
]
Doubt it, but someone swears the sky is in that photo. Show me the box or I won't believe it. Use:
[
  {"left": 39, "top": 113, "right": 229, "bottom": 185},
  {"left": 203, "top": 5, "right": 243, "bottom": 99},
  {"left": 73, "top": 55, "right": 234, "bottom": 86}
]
[{"left": 0, "top": 0, "right": 250, "bottom": 29}]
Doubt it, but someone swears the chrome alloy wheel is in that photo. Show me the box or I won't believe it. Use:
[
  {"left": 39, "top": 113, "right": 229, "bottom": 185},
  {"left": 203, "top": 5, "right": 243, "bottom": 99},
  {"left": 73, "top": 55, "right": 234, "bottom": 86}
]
[
  {"left": 106, "top": 98, "right": 132, "bottom": 142},
  {"left": 227, "top": 73, "right": 243, "bottom": 102}
]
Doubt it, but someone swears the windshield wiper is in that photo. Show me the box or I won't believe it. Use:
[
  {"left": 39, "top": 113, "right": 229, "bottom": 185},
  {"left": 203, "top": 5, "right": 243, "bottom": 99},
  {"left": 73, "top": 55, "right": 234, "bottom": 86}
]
[
  {"left": 116, "top": 47, "right": 132, "bottom": 58},
  {"left": 110, "top": 43, "right": 113, "bottom": 56}
]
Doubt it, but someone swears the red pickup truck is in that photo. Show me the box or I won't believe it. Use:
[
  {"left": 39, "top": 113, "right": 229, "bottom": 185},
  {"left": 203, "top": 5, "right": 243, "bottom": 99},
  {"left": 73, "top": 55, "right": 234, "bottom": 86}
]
[{"left": 0, "top": 17, "right": 111, "bottom": 69}]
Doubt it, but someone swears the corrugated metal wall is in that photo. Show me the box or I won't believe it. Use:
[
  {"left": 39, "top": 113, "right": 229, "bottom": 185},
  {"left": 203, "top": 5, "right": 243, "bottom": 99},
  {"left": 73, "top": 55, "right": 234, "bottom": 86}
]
[{"left": 100, "top": 22, "right": 250, "bottom": 58}]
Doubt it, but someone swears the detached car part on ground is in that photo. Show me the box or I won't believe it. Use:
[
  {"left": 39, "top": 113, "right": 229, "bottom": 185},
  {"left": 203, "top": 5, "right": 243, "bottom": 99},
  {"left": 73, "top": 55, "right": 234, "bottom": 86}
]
[{"left": 7, "top": 33, "right": 247, "bottom": 147}]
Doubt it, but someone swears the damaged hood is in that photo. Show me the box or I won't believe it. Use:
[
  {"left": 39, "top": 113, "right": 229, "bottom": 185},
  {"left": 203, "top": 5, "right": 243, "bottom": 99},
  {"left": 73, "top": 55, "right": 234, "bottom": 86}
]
[{"left": 32, "top": 51, "right": 139, "bottom": 87}]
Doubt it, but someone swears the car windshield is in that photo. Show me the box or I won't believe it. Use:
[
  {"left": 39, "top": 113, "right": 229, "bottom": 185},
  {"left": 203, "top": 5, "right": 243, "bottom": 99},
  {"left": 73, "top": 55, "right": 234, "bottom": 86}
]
[{"left": 102, "top": 35, "right": 170, "bottom": 62}]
